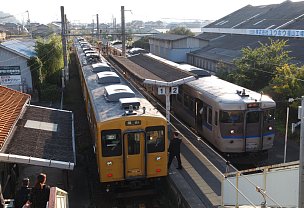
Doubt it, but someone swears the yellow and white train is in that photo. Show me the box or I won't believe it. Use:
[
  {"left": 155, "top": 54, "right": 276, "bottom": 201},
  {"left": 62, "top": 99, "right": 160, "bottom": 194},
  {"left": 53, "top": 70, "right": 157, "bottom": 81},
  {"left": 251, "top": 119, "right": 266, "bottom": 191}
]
[{"left": 74, "top": 37, "right": 168, "bottom": 190}]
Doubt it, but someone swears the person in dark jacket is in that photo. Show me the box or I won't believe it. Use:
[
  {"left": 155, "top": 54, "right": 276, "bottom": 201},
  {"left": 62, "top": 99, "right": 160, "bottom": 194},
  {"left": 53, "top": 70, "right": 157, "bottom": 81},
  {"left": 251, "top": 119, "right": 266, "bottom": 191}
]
[
  {"left": 29, "top": 173, "right": 50, "bottom": 208},
  {"left": 168, "top": 131, "right": 182, "bottom": 169},
  {"left": 14, "top": 178, "right": 31, "bottom": 208}
]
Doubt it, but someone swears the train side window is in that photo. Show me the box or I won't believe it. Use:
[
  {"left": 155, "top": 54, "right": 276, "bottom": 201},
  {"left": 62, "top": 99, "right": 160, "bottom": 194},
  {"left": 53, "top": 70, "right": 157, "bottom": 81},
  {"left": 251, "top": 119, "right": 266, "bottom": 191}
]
[
  {"left": 207, "top": 107, "right": 212, "bottom": 125},
  {"left": 214, "top": 111, "right": 218, "bottom": 125},
  {"left": 177, "top": 88, "right": 183, "bottom": 103},
  {"left": 101, "top": 129, "right": 122, "bottom": 157},
  {"left": 146, "top": 126, "right": 165, "bottom": 153},
  {"left": 184, "top": 94, "right": 190, "bottom": 107}
]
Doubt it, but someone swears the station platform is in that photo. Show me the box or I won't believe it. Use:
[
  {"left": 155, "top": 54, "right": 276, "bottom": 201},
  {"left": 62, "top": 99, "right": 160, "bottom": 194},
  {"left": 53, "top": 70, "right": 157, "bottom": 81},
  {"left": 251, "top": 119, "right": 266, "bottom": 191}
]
[{"left": 167, "top": 131, "right": 226, "bottom": 208}]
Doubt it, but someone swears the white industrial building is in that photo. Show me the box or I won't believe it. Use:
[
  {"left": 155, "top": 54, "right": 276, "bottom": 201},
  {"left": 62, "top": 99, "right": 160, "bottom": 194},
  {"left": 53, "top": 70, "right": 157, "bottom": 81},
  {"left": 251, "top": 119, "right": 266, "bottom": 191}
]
[
  {"left": 0, "top": 39, "right": 36, "bottom": 93},
  {"left": 149, "top": 34, "right": 207, "bottom": 63}
]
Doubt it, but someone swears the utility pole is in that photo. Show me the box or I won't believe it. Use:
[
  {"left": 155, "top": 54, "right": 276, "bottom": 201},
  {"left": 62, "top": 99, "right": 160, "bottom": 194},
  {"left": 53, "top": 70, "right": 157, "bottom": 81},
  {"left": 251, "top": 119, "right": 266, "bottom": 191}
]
[
  {"left": 60, "top": 6, "right": 68, "bottom": 83},
  {"left": 96, "top": 14, "right": 100, "bottom": 41},
  {"left": 121, "top": 6, "right": 126, "bottom": 57},
  {"left": 299, "top": 96, "right": 304, "bottom": 208},
  {"left": 26, "top": 10, "right": 32, "bottom": 38},
  {"left": 92, "top": 19, "right": 95, "bottom": 38},
  {"left": 65, "top": 14, "right": 68, "bottom": 42}
]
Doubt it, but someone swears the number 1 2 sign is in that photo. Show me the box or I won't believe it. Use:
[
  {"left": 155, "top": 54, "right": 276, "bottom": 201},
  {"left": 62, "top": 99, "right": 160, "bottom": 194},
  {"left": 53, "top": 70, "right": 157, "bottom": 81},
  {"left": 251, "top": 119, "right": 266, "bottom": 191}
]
[{"left": 157, "top": 86, "right": 179, "bottom": 95}]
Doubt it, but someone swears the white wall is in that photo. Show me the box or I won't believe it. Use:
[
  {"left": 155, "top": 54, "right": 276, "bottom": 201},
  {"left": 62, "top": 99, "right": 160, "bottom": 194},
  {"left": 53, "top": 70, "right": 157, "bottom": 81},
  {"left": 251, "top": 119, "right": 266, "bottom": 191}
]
[
  {"left": 223, "top": 164, "right": 299, "bottom": 207},
  {"left": 0, "top": 48, "right": 32, "bottom": 92}
]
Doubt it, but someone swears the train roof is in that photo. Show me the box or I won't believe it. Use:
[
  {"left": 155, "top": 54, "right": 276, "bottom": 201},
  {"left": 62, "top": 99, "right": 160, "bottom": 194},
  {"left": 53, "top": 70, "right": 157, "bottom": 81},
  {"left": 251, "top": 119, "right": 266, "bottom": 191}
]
[
  {"left": 187, "top": 75, "right": 275, "bottom": 106},
  {"left": 75, "top": 39, "right": 164, "bottom": 122}
]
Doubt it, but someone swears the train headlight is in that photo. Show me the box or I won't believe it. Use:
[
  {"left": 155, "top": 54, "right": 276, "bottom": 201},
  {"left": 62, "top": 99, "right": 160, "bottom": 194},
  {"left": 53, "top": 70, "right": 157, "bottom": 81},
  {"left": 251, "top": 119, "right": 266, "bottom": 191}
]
[
  {"left": 156, "top": 156, "right": 161, "bottom": 161},
  {"left": 106, "top": 161, "right": 113, "bottom": 166},
  {"left": 268, "top": 126, "right": 273, "bottom": 131},
  {"left": 230, "top": 129, "right": 235, "bottom": 134}
]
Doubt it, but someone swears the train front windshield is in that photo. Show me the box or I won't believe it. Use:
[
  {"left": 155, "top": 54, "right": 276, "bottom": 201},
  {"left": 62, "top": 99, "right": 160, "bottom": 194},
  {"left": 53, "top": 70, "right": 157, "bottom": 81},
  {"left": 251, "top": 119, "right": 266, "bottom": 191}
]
[{"left": 220, "top": 111, "right": 244, "bottom": 123}]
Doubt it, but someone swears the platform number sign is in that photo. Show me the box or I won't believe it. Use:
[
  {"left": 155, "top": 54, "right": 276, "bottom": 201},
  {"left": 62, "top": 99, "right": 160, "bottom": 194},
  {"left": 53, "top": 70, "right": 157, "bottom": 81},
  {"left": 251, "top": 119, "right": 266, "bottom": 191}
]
[
  {"left": 158, "top": 87, "right": 166, "bottom": 95},
  {"left": 171, "top": 86, "right": 179, "bottom": 94},
  {"left": 158, "top": 86, "right": 179, "bottom": 95}
]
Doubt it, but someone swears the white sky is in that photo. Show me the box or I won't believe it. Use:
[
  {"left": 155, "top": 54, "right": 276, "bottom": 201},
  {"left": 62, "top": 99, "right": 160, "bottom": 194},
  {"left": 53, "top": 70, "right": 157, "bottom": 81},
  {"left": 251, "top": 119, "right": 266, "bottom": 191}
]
[{"left": 2, "top": 0, "right": 303, "bottom": 24}]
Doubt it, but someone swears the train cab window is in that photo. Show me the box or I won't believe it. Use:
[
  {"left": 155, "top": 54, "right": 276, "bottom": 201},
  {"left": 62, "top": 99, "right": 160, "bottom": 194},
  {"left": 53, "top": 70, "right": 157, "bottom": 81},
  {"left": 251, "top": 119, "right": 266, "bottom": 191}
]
[
  {"left": 127, "top": 133, "right": 141, "bottom": 155},
  {"left": 146, "top": 126, "right": 165, "bottom": 153},
  {"left": 220, "top": 111, "right": 243, "bottom": 123},
  {"left": 246, "top": 111, "right": 260, "bottom": 123},
  {"left": 263, "top": 109, "right": 275, "bottom": 123},
  {"left": 101, "top": 129, "right": 122, "bottom": 157}
]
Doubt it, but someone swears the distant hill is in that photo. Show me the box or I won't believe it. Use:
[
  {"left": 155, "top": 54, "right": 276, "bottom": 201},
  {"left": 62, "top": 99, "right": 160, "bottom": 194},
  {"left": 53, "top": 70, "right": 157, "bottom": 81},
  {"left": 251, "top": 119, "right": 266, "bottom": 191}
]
[{"left": 0, "top": 11, "right": 19, "bottom": 24}]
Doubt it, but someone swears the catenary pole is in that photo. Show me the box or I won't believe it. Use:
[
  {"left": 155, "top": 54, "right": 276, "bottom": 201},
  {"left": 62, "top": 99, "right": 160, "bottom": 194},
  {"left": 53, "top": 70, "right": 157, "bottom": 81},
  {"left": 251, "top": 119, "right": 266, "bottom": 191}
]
[
  {"left": 121, "top": 6, "right": 126, "bottom": 57},
  {"left": 96, "top": 14, "right": 100, "bottom": 41},
  {"left": 60, "top": 6, "right": 68, "bottom": 81}
]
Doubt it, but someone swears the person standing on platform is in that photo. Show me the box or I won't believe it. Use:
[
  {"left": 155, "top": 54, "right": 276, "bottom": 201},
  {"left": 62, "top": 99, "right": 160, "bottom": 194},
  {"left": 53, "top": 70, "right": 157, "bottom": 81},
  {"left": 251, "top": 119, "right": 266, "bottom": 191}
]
[
  {"left": 14, "top": 178, "right": 31, "bottom": 208},
  {"left": 168, "top": 131, "right": 183, "bottom": 170},
  {"left": 29, "top": 173, "right": 50, "bottom": 208}
]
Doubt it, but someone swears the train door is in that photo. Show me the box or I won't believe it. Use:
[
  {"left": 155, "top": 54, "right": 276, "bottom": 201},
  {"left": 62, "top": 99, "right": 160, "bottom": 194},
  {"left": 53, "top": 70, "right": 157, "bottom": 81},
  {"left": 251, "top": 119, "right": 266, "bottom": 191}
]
[
  {"left": 244, "top": 111, "right": 263, "bottom": 151},
  {"left": 124, "top": 132, "right": 146, "bottom": 179}
]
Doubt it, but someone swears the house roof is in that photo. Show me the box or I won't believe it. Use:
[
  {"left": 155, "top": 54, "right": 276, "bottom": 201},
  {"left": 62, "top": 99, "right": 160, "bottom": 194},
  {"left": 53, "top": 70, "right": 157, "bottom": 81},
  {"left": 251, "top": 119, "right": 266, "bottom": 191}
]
[
  {"left": 0, "top": 86, "right": 30, "bottom": 149},
  {"left": 0, "top": 39, "right": 36, "bottom": 59},
  {"left": 0, "top": 86, "right": 75, "bottom": 170}
]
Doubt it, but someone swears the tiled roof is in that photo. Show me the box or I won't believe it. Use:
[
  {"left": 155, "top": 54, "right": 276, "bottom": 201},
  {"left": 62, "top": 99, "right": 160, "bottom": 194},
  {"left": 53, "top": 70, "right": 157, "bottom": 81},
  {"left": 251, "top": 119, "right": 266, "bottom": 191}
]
[
  {"left": 0, "top": 86, "right": 30, "bottom": 149},
  {"left": 5, "top": 105, "right": 74, "bottom": 164}
]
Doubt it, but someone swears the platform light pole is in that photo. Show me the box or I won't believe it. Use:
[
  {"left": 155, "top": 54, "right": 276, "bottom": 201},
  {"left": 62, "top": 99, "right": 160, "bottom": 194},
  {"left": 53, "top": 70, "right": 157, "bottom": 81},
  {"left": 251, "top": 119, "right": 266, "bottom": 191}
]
[
  {"left": 284, "top": 98, "right": 294, "bottom": 163},
  {"left": 299, "top": 96, "right": 304, "bottom": 208}
]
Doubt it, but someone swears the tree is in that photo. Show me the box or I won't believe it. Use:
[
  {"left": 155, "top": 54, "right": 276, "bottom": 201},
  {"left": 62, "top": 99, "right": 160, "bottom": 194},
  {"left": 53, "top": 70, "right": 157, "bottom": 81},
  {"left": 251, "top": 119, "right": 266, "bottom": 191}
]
[
  {"left": 232, "top": 39, "right": 292, "bottom": 91},
  {"left": 133, "top": 36, "right": 150, "bottom": 51},
  {"left": 167, "top": 27, "right": 194, "bottom": 36},
  {"left": 27, "top": 56, "right": 43, "bottom": 97},
  {"left": 35, "top": 35, "right": 63, "bottom": 84}
]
